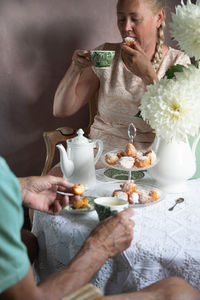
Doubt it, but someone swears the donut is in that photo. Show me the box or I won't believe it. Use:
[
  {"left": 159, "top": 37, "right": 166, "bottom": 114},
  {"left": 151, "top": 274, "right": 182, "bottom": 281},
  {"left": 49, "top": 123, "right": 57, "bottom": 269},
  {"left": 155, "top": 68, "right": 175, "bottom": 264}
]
[
  {"left": 149, "top": 190, "right": 160, "bottom": 201},
  {"left": 112, "top": 190, "right": 128, "bottom": 201},
  {"left": 124, "top": 37, "right": 136, "bottom": 48}
]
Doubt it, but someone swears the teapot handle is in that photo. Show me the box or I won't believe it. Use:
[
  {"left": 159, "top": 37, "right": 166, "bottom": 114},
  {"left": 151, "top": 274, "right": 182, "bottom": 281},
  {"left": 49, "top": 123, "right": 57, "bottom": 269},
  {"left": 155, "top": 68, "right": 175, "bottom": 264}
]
[{"left": 93, "top": 139, "right": 103, "bottom": 165}]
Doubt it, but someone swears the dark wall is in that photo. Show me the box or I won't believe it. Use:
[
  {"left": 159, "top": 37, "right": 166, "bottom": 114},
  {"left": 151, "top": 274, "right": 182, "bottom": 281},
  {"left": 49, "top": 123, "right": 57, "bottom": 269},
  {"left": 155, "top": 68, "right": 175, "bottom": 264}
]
[{"left": 0, "top": 0, "right": 186, "bottom": 176}]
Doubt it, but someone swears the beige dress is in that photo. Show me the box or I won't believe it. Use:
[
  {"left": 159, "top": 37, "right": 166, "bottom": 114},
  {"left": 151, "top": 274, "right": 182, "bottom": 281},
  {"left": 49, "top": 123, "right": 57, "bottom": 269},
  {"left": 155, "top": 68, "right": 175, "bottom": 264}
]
[{"left": 89, "top": 43, "right": 190, "bottom": 167}]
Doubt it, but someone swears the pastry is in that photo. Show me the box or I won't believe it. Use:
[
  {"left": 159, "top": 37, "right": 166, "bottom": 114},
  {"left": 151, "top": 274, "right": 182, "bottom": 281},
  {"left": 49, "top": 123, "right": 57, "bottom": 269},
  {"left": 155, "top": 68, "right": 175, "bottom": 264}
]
[
  {"left": 118, "top": 156, "right": 135, "bottom": 169},
  {"left": 129, "top": 192, "right": 139, "bottom": 204},
  {"left": 149, "top": 189, "right": 160, "bottom": 201},
  {"left": 134, "top": 156, "right": 150, "bottom": 168},
  {"left": 124, "top": 143, "right": 137, "bottom": 158},
  {"left": 72, "top": 184, "right": 85, "bottom": 195},
  {"left": 112, "top": 190, "right": 128, "bottom": 201},
  {"left": 72, "top": 197, "right": 89, "bottom": 209},
  {"left": 105, "top": 152, "right": 119, "bottom": 165},
  {"left": 120, "top": 180, "right": 137, "bottom": 195},
  {"left": 144, "top": 150, "right": 156, "bottom": 165},
  {"left": 124, "top": 37, "right": 136, "bottom": 48}
]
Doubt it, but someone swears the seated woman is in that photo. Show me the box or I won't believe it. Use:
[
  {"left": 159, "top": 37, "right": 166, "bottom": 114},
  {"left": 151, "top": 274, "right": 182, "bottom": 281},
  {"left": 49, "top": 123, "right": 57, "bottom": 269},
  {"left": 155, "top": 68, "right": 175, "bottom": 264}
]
[{"left": 53, "top": 0, "right": 190, "bottom": 171}]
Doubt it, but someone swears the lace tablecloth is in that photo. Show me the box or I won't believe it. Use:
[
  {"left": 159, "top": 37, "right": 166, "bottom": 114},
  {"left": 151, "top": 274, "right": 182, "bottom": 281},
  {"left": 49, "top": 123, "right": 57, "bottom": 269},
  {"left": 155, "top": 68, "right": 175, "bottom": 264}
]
[{"left": 32, "top": 169, "right": 200, "bottom": 294}]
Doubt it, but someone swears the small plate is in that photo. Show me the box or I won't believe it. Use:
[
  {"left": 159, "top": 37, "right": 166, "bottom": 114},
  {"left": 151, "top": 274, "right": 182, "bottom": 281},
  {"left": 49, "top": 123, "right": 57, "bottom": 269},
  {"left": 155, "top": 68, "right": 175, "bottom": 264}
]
[
  {"left": 104, "top": 168, "right": 145, "bottom": 181},
  {"left": 102, "top": 149, "right": 158, "bottom": 171},
  {"left": 64, "top": 196, "right": 95, "bottom": 214}
]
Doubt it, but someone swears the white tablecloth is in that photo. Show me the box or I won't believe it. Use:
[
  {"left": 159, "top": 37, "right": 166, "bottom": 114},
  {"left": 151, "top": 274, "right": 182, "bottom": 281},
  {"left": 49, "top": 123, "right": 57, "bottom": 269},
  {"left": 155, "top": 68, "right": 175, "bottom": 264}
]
[{"left": 32, "top": 169, "right": 200, "bottom": 294}]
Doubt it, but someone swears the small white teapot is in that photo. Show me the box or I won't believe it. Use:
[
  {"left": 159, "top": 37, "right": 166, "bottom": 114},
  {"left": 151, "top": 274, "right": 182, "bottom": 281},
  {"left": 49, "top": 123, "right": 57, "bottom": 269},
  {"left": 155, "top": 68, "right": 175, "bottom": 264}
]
[{"left": 56, "top": 129, "right": 103, "bottom": 189}]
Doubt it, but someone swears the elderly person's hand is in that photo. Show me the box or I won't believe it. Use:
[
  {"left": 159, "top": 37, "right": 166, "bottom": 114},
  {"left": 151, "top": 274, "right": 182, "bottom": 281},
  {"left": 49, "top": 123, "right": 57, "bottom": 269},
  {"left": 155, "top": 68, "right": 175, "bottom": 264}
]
[
  {"left": 18, "top": 175, "right": 80, "bottom": 214},
  {"left": 82, "top": 208, "right": 134, "bottom": 258},
  {"left": 121, "top": 42, "right": 158, "bottom": 85},
  {"left": 72, "top": 50, "right": 92, "bottom": 71}
]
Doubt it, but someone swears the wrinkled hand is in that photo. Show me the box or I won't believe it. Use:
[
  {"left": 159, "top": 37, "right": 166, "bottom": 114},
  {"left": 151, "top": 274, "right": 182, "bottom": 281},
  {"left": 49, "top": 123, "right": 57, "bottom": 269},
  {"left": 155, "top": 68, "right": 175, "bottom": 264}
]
[
  {"left": 72, "top": 50, "right": 92, "bottom": 71},
  {"left": 19, "top": 175, "right": 80, "bottom": 214},
  {"left": 121, "top": 42, "right": 158, "bottom": 85},
  {"left": 84, "top": 208, "right": 134, "bottom": 259}
]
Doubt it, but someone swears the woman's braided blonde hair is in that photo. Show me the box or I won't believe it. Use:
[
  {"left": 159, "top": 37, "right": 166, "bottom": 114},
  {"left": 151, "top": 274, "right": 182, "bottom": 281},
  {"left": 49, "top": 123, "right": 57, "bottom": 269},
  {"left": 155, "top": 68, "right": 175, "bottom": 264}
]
[{"left": 147, "top": 0, "right": 166, "bottom": 71}]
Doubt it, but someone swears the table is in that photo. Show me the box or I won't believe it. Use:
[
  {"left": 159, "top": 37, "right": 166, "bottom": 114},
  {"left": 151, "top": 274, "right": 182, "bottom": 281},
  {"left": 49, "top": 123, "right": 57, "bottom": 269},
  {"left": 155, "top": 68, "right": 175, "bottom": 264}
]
[{"left": 32, "top": 169, "right": 200, "bottom": 294}]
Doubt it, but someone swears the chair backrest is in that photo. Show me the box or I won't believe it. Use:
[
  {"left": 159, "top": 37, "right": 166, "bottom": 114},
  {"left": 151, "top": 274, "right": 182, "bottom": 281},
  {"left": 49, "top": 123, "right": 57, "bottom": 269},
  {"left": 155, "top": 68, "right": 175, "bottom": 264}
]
[{"left": 41, "top": 94, "right": 98, "bottom": 175}]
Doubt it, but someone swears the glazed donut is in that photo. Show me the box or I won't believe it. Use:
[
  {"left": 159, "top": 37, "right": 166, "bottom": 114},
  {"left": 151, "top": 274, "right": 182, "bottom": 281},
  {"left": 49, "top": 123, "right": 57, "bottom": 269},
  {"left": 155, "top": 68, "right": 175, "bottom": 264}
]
[{"left": 124, "top": 37, "right": 136, "bottom": 48}]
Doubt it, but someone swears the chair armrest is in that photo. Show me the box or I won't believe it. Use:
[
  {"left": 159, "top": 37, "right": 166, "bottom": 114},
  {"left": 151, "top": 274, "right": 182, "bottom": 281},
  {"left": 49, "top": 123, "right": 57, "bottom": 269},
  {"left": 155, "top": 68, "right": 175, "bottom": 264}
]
[
  {"left": 41, "top": 126, "right": 76, "bottom": 175},
  {"left": 61, "top": 284, "right": 103, "bottom": 300}
]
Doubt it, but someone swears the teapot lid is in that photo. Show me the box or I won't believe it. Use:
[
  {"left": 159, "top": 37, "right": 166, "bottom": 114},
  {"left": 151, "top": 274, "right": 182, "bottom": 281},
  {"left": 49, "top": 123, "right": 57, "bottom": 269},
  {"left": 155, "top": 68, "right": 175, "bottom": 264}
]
[{"left": 69, "top": 129, "right": 89, "bottom": 144}]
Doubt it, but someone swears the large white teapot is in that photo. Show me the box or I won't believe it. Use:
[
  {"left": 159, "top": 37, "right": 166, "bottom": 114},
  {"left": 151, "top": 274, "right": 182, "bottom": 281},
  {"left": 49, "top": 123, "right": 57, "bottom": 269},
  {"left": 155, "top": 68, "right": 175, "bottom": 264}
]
[{"left": 56, "top": 129, "right": 103, "bottom": 189}]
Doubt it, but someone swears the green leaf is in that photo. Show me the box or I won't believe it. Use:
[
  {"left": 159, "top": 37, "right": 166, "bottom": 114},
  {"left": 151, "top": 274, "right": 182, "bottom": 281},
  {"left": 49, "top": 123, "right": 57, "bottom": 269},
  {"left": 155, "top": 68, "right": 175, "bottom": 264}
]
[
  {"left": 134, "top": 110, "right": 143, "bottom": 119},
  {"left": 164, "top": 64, "right": 186, "bottom": 79}
]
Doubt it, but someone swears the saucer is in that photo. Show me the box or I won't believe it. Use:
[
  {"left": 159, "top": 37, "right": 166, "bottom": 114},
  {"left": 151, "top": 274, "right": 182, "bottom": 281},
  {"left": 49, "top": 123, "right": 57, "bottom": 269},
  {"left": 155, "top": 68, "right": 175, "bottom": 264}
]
[{"left": 104, "top": 168, "right": 145, "bottom": 181}]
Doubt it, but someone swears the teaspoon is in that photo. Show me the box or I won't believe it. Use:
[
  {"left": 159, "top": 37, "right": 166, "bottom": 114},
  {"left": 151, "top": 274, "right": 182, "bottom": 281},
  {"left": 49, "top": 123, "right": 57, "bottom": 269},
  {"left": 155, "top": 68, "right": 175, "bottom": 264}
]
[{"left": 168, "top": 197, "right": 184, "bottom": 211}]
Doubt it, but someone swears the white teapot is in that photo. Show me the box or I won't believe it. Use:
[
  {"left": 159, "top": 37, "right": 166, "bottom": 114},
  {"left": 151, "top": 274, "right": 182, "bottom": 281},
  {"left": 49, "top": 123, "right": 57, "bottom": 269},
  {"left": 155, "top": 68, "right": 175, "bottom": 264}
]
[{"left": 56, "top": 129, "right": 103, "bottom": 189}]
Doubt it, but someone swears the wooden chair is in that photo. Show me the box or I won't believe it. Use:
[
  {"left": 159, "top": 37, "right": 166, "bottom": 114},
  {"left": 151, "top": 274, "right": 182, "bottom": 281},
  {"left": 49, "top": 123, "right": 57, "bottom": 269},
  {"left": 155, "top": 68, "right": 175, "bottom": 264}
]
[{"left": 41, "top": 95, "right": 98, "bottom": 175}]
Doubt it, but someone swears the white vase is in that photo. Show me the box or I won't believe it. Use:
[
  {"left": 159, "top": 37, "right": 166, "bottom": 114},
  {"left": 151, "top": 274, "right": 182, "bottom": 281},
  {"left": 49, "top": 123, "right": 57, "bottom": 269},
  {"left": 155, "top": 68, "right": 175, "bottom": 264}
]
[{"left": 148, "top": 137, "right": 196, "bottom": 193}]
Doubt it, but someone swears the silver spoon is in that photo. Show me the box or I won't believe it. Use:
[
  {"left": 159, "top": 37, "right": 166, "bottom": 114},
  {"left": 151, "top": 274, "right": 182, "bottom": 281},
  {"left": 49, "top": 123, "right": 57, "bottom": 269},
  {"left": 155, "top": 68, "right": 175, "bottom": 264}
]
[{"left": 168, "top": 197, "right": 184, "bottom": 211}]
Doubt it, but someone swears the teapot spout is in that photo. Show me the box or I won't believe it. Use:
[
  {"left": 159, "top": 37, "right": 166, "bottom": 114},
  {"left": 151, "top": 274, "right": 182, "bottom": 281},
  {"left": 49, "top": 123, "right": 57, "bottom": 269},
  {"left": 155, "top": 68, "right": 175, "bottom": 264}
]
[{"left": 56, "top": 144, "right": 74, "bottom": 178}]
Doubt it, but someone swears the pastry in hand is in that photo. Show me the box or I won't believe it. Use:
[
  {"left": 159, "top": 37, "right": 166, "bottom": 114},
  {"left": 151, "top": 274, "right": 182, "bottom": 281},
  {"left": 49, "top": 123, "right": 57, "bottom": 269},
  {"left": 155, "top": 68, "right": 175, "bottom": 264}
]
[
  {"left": 72, "top": 184, "right": 85, "bottom": 195},
  {"left": 105, "top": 152, "right": 119, "bottom": 165},
  {"left": 134, "top": 156, "right": 150, "bottom": 168},
  {"left": 72, "top": 197, "right": 89, "bottom": 209},
  {"left": 124, "top": 143, "right": 137, "bottom": 158},
  {"left": 124, "top": 37, "right": 136, "bottom": 48}
]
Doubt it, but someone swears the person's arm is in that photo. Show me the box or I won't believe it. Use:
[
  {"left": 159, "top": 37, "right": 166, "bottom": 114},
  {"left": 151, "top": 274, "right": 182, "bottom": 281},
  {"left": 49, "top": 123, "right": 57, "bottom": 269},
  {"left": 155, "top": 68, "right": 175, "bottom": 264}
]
[
  {"left": 18, "top": 175, "right": 80, "bottom": 214},
  {"left": 121, "top": 43, "right": 159, "bottom": 85},
  {"left": 1, "top": 208, "right": 134, "bottom": 300},
  {"left": 53, "top": 50, "right": 100, "bottom": 117}
]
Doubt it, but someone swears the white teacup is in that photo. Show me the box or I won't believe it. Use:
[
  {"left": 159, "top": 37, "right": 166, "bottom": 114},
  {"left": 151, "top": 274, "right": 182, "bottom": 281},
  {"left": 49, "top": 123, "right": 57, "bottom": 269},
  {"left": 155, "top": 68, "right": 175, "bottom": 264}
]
[{"left": 94, "top": 196, "right": 129, "bottom": 221}]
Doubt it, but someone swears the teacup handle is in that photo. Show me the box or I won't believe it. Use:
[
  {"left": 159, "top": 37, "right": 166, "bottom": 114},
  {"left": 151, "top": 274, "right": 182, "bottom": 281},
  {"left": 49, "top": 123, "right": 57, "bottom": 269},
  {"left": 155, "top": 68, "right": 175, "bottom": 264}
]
[{"left": 93, "top": 139, "right": 103, "bottom": 165}]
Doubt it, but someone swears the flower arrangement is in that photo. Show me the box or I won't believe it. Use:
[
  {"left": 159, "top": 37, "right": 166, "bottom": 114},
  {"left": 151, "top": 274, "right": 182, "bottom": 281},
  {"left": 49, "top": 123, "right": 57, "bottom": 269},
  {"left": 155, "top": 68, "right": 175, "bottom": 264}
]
[
  {"left": 170, "top": 0, "right": 200, "bottom": 62},
  {"left": 140, "top": 64, "right": 200, "bottom": 142},
  {"left": 139, "top": 0, "right": 200, "bottom": 143}
]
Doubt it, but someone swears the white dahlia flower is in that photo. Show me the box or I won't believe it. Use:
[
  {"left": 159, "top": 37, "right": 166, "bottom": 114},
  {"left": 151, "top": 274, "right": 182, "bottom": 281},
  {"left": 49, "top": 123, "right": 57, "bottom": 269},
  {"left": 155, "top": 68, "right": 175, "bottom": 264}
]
[
  {"left": 170, "top": 0, "right": 200, "bottom": 60},
  {"left": 140, "top": 65, "right": 200, "bottom": 142}
]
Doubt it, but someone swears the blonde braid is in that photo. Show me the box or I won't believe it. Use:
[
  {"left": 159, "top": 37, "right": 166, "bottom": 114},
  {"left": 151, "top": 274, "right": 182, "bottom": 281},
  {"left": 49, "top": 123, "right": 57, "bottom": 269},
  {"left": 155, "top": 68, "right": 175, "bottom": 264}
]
[{"left": 152, "top": 18, "right": 165, "bottom": 71}]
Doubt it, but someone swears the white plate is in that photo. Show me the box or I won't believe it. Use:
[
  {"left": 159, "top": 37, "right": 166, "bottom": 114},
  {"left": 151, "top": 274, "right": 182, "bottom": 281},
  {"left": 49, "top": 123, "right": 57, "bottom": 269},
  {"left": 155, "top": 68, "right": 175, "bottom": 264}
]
[
  {"left": 102, "top": 149, "right": 158, "bottom": 171},
  {"left": 63, "top": 196, "right": 95, "bottom": 214},
  {"left": 88, "top": 182, "right": 165, "bottom": 208}
]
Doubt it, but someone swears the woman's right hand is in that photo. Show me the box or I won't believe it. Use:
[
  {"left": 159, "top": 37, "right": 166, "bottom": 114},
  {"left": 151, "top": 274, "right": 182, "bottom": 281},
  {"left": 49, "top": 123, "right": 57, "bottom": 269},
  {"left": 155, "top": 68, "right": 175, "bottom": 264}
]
[{"left": 72, "top": 50, "right": 92, "bottom": 70}]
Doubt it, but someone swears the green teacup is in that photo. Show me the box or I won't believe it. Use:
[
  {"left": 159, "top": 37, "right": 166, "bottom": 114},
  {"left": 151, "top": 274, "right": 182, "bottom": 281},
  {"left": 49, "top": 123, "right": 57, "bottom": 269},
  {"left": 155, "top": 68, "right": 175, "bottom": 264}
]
[
  {"left": 90, "top": 50, "right": 115, "bottom": 68},
  {"left": 94, "top": 196, "right": 129, "bottom": 221}
]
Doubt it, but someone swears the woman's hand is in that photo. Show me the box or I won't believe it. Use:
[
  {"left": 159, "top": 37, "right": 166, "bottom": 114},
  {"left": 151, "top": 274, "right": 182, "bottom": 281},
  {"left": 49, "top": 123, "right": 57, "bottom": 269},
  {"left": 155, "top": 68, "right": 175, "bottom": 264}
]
[
  {"left": 72, "top": 50, "right": 92, "bottom": 71},
  {"left": 121, "top": 42, "right": 158, "bottom": 85},
  {"left": 19, "top": 175, "right": 80, "bottom": 214}
]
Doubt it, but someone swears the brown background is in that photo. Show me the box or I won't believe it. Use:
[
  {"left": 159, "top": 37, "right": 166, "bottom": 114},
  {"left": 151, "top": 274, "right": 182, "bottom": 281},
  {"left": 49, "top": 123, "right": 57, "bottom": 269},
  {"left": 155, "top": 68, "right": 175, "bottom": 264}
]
[{"left": 0, "top": 0, "right": 192, "bottom": 177}]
